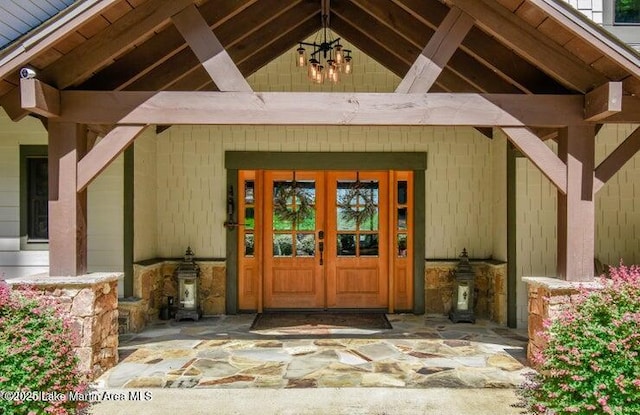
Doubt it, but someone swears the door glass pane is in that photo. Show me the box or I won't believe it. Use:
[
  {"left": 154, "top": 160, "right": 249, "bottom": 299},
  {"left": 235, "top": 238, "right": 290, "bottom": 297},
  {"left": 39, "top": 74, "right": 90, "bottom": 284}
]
[
  {"left": 296, "top": 233, "right": 315, "bottom": 256},
  {"left": 273, "top": 180, "right": 315, "bottom": 231},
  {"left": 273, "top": 215, "right": 293, "bottom": 231},
  {"left": 359, "top": 234, "right": 379, "bottom": 256},
  {"left": 245, "top": 207, "right": 255, "bottom": 230},
  {"left": 273, "top": 234, "right": 293, "bottom": 256},
  {"left": 337, "top": 234, "right": 356, "bottom": 256},
  {"left": 337, "top": 208, "right": 357, "bottom": 231},
  {"left": 296, "top": 209, "right": 315, "bottom": 231},
  {"left": 337, "top": 180, "right": 378, "bottom": 229},
  {"left": 397, "top": 207, "right": 407, "bottom": 230},
  {"left": 244, "top": 233, "right": 255, "bottom": 257},
  {"left": 244, "top": 181, "right": 254, "bottom": 204},
  {"left": 397, "top": 234, "right": 407, "bottom": 257},
  {"left": 359, "top": 206, "right": 378, "bottom": 231},
  {"left": 397, "top": 181, "right": 407, "bottom": 204}
]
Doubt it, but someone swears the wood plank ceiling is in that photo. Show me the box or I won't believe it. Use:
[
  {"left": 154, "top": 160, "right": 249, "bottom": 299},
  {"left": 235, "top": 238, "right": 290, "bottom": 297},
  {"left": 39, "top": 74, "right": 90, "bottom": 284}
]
[{"left": 0, "top": 0, "right": 638, "bottom": 107}]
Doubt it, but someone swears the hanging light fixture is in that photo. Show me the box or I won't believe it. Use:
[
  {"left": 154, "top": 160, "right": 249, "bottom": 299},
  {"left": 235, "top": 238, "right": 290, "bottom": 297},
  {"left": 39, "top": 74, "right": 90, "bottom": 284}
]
[{"left": 296, "top": 13, "right": 352, "bottom": 84}]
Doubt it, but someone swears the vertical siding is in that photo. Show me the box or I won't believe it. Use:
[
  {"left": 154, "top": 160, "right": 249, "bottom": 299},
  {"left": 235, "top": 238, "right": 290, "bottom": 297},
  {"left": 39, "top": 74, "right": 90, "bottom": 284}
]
[
  {"left": 134, "top": 127, "right": 157, "bottom": 262},
  {"left": 595, "top": 124, "right": 640, "bottom": 266},
  {"left": 492, "top": 130, "right": 507, "bottom": 262},
  {"left": 516, "top": 153, "right": 558, "bottom": 327},
  {"left": 87, "top": 154, "right": 123, "bottom": 275}
]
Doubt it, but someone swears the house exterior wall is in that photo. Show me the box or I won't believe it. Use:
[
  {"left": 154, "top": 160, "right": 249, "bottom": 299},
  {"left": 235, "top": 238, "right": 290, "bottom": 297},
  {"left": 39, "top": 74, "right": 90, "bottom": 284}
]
[
  {"left": 0, "top": 110, "right": 125, "bottom": 296},
  {"left": 0, "top": 110, "right": 48, "bottom": 277},
  {"left": 514, "top": 126, "right": 640, "bottom": 327},
  {"left": 134, "top": 127, "right": 158, "bottom": 262},
  {"left": 152, "top": 40, "right": 498, "bottom": 261},
  {"left": 155, "top": 124, "right": 495, "bottom": 260}
]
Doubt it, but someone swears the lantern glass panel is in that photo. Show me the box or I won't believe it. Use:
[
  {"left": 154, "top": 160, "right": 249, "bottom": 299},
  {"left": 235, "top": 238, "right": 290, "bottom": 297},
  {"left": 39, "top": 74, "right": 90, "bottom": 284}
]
[{"left": 180, "top": 278, "right": 197, "bottom": 310}]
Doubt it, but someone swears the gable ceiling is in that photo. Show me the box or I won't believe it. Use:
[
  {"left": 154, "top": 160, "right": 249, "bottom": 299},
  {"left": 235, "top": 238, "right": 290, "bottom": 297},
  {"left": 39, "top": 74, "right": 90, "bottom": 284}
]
[{"left": 0, "top": 0, "right": 639, "bottom": 108}]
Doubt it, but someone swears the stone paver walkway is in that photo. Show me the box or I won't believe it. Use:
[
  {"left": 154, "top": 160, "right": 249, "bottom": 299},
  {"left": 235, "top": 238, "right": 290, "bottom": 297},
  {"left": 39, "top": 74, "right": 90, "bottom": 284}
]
[{"left": 96, "top": 314, "right": 532, "bottom": 390}]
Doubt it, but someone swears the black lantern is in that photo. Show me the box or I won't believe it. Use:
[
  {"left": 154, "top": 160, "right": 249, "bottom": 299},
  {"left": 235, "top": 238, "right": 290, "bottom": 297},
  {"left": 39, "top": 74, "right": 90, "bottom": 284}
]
[
  {"left": 449, "top": 248, "right": 476, "bottom": 323},
  {"left": 174, "top": 247, "right": 201, "bottom": 321}
]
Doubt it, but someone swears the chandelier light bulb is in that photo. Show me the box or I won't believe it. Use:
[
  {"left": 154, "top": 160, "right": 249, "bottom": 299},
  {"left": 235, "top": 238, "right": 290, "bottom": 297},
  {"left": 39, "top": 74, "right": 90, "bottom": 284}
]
[{"left": 296, "top": 46, "right": 307, "bottom": 67}]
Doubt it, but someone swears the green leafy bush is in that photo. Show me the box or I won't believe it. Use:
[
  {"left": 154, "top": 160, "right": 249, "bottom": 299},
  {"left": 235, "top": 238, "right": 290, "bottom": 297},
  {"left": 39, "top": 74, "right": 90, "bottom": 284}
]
[
  {"left": 520, "top": 264, "right": 640, "bottom": 414},
  {"left": 0, "top": 280, "right": 90, "bottom": 415}
]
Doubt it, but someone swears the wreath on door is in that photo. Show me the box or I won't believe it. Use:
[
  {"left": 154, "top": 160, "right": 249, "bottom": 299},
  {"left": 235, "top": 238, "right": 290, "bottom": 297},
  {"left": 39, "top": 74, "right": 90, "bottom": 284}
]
[
  {"left": 273, "top": 183, "right": 313, "bottom": 225},
  {"left": 337, "top": 185, "right": 377, "bottom": 226}
]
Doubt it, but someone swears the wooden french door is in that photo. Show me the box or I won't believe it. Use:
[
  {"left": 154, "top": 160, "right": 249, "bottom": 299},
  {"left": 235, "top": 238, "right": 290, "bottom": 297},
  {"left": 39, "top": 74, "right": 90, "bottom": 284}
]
[
  {"left": 326, "top": 171, "right": 388, "bottom": 308},
  {"left": 263, "top": 171, "right": 388, "bottom": 309},
  {"left": 263, "top": 171, "right": 325, "bottom": 308},
  {"left": 238, "top": 169, "right": 412, "bottom": 311}
]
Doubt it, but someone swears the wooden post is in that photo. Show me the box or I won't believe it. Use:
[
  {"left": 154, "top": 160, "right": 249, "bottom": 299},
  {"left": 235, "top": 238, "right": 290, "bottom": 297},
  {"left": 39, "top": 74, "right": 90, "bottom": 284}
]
[
  {"left": 557, "top": 125, "right": 595, "bottom": 281},
  {"left": 48, "top": 122, "right": 87, "bottom": 276}
]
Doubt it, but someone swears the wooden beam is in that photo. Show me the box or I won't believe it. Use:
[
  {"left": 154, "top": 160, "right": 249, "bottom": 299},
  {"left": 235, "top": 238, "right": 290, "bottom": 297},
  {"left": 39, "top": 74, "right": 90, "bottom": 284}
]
[
  {"left": 396, "top": 6, "right": 474, "bottom": 93},
  {"left": 447, "top": 0, "right": 605, "bottom": 92},
  {"left": 48, "top": 122, "right": 87, "bottom": 276},
  {"left": 54, "top": 90, "right": 584, "bottom": 126},
  {"left": 557, "top": 125, "right": 596, "bottom": 281},
  {"left": 171, "top": 4, "right": 251, "bottom": 92},
  {"left": 599, "top": 96, "right": 640, "bottom": 123},
  {"left": 332, "top": 4, "right": 521, "bottom": 93},
  {"left": 531, "top": 127, "right": 558, "bottom": 141},
  {"left": 42, "top": 0, "right": 196, "bottom": 89},
  {"left": 594, "top": 126, "right": 640, "bottom": 193},
  {"left": 77, "top": 125, "right": 148, "bottom": 192},
  {"left": 584, "top": 82, "right": 622, "bottom": 122},
  {"left": 0, "top": 87, "right": 28, "bottom": 121},
  {"left": 20, "top": 78, "right": 60, "bottom": 118},
  {"left": 501, "top": 127, "right": 567, "bottom": 194},
  {"left": 79, "top": 0, "right": 259, "bottom": 91},
  {"left": 366, "top": 0, "right": 569, "bottom": 94}
]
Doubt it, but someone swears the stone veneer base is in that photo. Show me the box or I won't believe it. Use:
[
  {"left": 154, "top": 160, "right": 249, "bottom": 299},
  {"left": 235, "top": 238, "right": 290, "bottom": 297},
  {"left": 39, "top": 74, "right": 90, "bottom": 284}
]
[
  {"left": 7, "top": 272, "right": 122, "bottom": 380},
  {"left": 522, "top": 276, "right": 603, "bottom": 366},
  {"left": 425, "top": 260, "right": 507, "bottom": 325}
]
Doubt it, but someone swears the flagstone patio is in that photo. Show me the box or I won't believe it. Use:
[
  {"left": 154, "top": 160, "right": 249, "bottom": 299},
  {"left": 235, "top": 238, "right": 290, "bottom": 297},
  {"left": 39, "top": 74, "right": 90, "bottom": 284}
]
[{"left": 95, "top": 314, "right": 532, "bottom": 390}]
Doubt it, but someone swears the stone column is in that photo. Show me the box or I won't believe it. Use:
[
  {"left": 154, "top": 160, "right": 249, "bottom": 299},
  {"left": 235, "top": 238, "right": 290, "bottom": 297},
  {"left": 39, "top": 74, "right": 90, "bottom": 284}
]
[
  {"left": 8, "top": 272, "right": 122, "bottom": 379},
  {"left": 522, "top": 277, "right": 602, "bottom": 366}
]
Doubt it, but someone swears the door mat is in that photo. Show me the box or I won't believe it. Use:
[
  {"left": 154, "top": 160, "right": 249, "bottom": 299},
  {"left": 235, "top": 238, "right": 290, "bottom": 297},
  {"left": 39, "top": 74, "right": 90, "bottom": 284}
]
[{"left": 250, "top": 312, "right": 392, "bottom": 333}]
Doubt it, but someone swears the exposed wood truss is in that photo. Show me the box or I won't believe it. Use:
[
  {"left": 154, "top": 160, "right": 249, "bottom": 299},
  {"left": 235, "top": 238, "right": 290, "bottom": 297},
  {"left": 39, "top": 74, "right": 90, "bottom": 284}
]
[
  {"left": 501, "top": 127, "right": 567, "bottom": 194},
  {"left": 65, "top": 91, "right": 584, "bottom": 126},
  {"left": 594, "top": 126, "right": 640, "bottom": 193},
  {"left": 77, "top": 125, "right": 148, "bottom": 192},
  {"left": 171, "top": 5, "right": 252, "bottom": 92},
  {"left": 396, "top": 6, "right": 474, "bottom": 93}
]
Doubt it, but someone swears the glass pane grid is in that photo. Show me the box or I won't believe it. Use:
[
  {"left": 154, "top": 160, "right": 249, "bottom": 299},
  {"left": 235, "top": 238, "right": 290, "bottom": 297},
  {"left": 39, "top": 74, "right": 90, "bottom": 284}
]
[{"left": 336, "top": 179, "right": 379, "bottom": 257}]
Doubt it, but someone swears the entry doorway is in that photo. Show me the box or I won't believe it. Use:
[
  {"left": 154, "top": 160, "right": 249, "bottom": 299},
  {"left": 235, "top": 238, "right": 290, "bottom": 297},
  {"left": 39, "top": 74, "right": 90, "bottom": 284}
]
[{"left": 237, "top": 170, "right": 413, "bottom": 312}]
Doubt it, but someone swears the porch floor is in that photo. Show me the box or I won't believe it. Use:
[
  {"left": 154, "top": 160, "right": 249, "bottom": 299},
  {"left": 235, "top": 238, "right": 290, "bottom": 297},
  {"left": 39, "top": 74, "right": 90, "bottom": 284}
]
[{"left": 95, "top": 314, "right": 532, "bottom": 389}]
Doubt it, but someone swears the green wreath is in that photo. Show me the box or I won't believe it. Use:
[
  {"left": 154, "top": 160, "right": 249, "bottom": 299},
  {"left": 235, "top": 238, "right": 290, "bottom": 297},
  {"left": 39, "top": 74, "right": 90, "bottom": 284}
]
[
  {"left": 273, "top": 184, "right": 313, "bottom": 225},
  {"left": 338, "top": 186, "right": 377, "bottom": 226}
]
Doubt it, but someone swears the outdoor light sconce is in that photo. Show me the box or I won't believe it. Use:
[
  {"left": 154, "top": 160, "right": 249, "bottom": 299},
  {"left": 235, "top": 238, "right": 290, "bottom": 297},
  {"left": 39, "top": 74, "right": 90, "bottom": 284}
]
[
  {"left": 449, "top": 248, "right": 476, "bottom": 324},
  {"left": 174, "top": 247, "right": 201, "bottom": 321},
  {"left": 224, "top": 185, "right": 238, "bottom": 230}
]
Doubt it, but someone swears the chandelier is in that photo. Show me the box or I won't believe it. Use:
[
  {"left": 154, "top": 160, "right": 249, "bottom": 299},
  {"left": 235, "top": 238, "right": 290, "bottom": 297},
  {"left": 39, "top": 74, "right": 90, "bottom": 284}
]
[{"left": 296, "top": 14, "right": 352, "bottom": 84}]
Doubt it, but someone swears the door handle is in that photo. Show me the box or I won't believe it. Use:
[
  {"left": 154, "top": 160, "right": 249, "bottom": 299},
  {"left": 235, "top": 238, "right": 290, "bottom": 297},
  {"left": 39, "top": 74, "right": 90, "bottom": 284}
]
[{"left": 319, "top": 241, "right": 324, "bottom": 265}]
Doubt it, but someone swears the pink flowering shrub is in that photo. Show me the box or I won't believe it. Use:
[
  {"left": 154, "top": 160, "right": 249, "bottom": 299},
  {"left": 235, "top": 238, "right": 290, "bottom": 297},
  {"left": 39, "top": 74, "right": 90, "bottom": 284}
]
[
  {"left": 0, "top": 280, "right": 91, "bottom": 414},
  {"left": 520, "top": 264, "right": 640, "bottom": 414}
]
